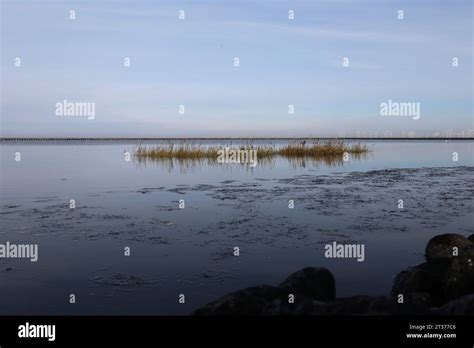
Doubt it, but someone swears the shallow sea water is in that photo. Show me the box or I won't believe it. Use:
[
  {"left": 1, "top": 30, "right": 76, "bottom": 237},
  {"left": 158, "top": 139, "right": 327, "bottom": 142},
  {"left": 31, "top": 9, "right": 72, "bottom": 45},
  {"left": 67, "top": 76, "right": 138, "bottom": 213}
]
[{"left": 0, "top": 140, "right": 473, "bottom": 314}]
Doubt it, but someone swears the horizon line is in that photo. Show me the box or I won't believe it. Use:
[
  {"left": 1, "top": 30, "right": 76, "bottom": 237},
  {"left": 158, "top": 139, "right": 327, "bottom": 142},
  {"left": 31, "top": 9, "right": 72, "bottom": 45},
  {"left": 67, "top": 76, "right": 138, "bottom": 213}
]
[{"left": 1, "top": 137, "right": 474, "bottom": 141}]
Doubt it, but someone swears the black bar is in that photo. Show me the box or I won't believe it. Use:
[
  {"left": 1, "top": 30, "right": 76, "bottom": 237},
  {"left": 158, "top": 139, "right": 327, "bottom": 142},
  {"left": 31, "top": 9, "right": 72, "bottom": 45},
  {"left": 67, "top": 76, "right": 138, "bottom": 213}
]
[{"left": 0, "top": 315, "right": 472, "bottom": 345}]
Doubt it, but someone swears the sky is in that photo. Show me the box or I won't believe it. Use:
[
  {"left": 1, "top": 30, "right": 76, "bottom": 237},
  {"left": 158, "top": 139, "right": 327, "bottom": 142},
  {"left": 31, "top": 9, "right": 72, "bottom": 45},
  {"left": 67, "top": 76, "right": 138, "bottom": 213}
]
[{"left": 1, "top": 0, "right": 473, "bottom": 137}]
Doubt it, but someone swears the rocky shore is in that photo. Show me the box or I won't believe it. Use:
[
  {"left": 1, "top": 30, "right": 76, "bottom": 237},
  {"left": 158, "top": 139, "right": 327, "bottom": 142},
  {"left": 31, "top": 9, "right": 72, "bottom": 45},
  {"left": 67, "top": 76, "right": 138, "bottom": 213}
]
[{"left": 194, "top": 233, "right": 474, "bottom": 315}]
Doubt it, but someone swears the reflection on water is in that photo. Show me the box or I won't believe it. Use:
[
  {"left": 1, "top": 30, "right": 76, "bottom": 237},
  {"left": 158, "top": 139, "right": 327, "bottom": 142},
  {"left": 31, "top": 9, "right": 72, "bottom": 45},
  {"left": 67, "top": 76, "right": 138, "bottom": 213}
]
[{"left": 133, "top": 153, "right": 370, "bottom": 172}]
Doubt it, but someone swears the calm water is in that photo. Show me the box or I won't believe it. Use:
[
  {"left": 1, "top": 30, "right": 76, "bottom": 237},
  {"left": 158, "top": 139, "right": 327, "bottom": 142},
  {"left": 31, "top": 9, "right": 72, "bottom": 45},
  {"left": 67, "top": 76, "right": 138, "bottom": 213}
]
[{"left": 0, "top": 140, "right": 473, "bottom": 314}]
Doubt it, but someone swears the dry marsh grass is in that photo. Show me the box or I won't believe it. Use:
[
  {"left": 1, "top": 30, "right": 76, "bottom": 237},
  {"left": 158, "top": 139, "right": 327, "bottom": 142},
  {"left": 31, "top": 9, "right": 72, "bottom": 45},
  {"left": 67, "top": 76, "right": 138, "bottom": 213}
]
[{"left": 134, "top": 141, "right": 369, "bottom": 163}]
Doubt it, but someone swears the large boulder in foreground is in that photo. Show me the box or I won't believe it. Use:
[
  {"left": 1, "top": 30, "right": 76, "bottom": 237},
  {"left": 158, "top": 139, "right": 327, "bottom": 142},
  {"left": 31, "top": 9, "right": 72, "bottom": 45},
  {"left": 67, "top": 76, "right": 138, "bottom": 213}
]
[
  {"left": 393, "top": 234, "right": 474, "bottom": 307},
  {"left": 194, "top": 267, "right": 335, "bottom": 315},
  {"left": 194, "top": 234, "right": 474, "bottom": 315},
  {"left": 425, "top": 233, "right": 472, "bottom": 261},
  {"left": 278, "top": 267, "right": 336, "bottom": 302},
  {"left": 391, "top": 260, "right": 449, "bottom": 306}
]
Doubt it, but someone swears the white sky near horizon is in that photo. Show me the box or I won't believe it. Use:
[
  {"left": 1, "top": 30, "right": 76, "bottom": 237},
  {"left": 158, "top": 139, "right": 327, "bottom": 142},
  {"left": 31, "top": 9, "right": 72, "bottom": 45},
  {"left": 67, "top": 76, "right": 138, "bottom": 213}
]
[{"left": 1, "top": 0, "right": 473, "bottom": 137}]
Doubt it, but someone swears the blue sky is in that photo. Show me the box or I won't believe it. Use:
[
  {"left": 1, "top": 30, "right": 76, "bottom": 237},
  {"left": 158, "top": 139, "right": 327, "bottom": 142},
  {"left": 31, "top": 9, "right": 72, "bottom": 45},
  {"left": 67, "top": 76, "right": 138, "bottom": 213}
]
[{"left": 1, "top": 0, "right": 472, "bottom": 137}]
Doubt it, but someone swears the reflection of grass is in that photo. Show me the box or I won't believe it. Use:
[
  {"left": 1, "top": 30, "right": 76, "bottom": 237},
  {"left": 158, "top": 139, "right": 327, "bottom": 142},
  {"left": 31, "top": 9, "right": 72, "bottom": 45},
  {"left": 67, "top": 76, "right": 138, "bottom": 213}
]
[{"left": 135, "top": 141, "right": 369, "bottom": 162}]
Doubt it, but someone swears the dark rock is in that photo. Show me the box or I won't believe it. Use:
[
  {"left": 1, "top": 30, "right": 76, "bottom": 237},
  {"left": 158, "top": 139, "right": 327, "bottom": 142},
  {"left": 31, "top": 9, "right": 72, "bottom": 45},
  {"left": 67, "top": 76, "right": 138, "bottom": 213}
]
[
  {"left": 469, "top": 234, "right": 474, "bottom": 243},
  {"left": 294, "top": 296, "right": 396, "bottom": 315},
  {"left": 327, "top": 296, "right": 430, "bottom": 315},
  {"left": 263, "top": 296, "right": 323, "bottom": 315},
  {"left": 392, "top": 256, "right": 474, "bottom": 307},
  {"left": 392, "top": 261, "right": 447, "bottom": 306},
  {"left": 194, "top": 267, "right": 335, "bottom": 315},
  {"left": 425, "top": 234, "right": 472, "bottom": 261},
  {"left": 194, "top": 234, "right": 474, "bottom": 316},
  {"left": 278, "top": 267, "right": 335, "bottom": 301},
  {"left": 389, "top": 291, "right": 433, "bottom": 308},
  {"left": 265, "top": 295, "right": 430, "bottom": 315},
  {"left": 436, "top": 294, "right": 474, "bottom": 315},
  {"left": 403, "top": 292, "right": 432, "bottom": 307},
  {"left": 194, "top": 285, "right": 285, "bottom": 315},
  {"left": 441, "top": 256, "right": 474, "bottom": 301}
]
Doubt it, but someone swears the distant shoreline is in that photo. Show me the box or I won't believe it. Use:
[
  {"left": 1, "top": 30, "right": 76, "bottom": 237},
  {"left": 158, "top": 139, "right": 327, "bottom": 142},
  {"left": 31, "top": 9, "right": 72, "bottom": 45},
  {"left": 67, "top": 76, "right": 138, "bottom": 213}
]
[{"left": 1, "top": 137, "right": 473, "bottom": 142}]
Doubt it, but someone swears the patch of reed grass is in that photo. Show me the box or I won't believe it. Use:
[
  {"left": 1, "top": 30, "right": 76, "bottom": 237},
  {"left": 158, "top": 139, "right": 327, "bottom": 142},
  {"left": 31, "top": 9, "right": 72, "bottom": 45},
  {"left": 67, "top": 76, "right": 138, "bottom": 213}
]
[
  {"left": 134, "top": 141, "right": 369, "bottom": 161},
  {"left": 278, "top": 141, "right": 365, "bottom": 158}
]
